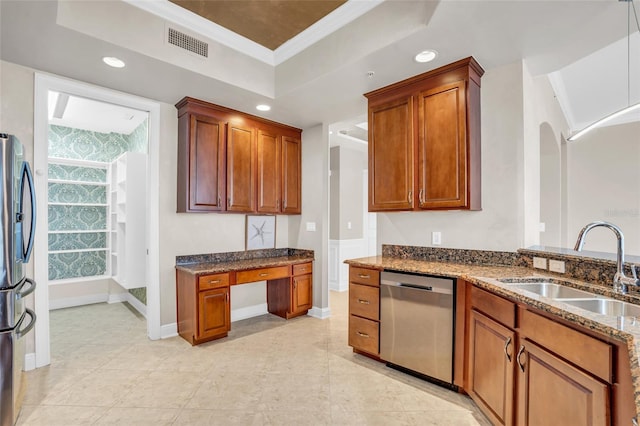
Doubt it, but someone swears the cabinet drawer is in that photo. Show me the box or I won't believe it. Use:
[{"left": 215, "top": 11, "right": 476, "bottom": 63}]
[
  {"left": 471, "top": 286, "right": 516, "bottom": 328},
  {"left": 292, "top": 262, "right": 312, "bottom": 276},
  {"left": 198, "top": 273, "right": 230, "bottom": 291},
  {"left": 519, "top": 308, "right": 612, "bottom": 383},
  {"left": 349, "top": 267, "right": 380, "bottom": 287},
  {"left": 236, "top": 266, "right": 290, "bottom": 284},
  {"left": 349, "top": 315, "right": 379, "bottom": 355},
  {"left": 349, "top": 283, "right": 379, "bottom": 321}
]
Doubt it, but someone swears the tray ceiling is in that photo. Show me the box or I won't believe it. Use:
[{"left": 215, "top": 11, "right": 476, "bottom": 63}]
[{"left": 169, "top": 0, "right": 346, "bottom": 50}]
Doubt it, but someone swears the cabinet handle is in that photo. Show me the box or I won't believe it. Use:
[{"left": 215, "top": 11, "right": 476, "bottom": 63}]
[
  {"left": 516, "top": 345, "right": 526, "bottom": 372},
  {"left": 357, "top": 299, "right": 370, "bottom": 305},
  {"left": 218, "top": 196, "right": 221, "bottom": 207},
  {"left": 228, "top": 197, "right": 231, "bottom": 207},
  {"left": 358, "top": 274, "right": 370, "bottom": 279},
  {"left": 259, "top": 273, "right": 269, "bottom": 277},
  {"left": 277, "top": 199, "right": 280, "bottom": 210},
  {"left": 356, "top": 331, "right": 370, "bottom": 338},
  {"left": 504, "top": 336, "right": 512, "bottom": 362},
  {"left": 294, "top": 281, "right": 297, "bottom": 289},
  {"left": 419, "top": 188, "right": 424, "bottom": 205},
  {"left": 208, "top": 279, "right": 221, "bottom": 284},
  {"left": 408, "top": 190, "right": 412, "bottom": 205},
  {"left": 226, "top": 292, "right": 229, "bottom": 303}
]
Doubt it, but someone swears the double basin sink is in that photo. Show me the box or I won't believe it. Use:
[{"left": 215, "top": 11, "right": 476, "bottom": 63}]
[{"left": 498, "top": 278, "right": 640, "bottom": 318}]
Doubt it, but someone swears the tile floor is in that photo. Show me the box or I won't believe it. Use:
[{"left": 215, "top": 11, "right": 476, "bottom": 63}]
[{"left": 17, "top": 291, "right": 490, "bottom": 425}]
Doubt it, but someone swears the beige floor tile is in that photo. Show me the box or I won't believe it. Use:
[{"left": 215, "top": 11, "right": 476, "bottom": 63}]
[
  {"left": 93, "top": 407, "right": 180, "bottom": 425},
  {"left": 174, "top": 409, "right": 264, "bottom": 425},
  {"left": 16, "top": 404, "right": 107, "bottom": 425},
  {"left": 21, "top": 292, "right": 490, "bottom": 425}
]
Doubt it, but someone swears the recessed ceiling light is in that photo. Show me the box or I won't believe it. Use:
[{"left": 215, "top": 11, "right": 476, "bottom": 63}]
[
  {"left": 256, "top": 104, "right": 271, "bottom": 111},
  {"left": 102, "top": 56, "right": 125, "bottom": 68},
  {"left": 414, "top": 50, "right": 438, "bottom": 63}
]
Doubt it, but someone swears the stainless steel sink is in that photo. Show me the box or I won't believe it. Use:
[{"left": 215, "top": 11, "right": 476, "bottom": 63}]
[
  {"left": 563, "top": 299, "right": 640, "bottom": 317},
  {"left": 498, "top": 278, "right": 599, "bottom": 299}
]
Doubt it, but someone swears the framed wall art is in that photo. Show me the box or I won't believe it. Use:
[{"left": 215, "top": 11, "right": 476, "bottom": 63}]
[{"left": 246, "top": 215, "right": 276, "bottom": 250}]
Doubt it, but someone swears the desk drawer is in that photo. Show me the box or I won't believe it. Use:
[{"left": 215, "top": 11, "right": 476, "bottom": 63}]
[
  {"left": 293, "top": 262, "right": 312, "bottom": 276},
  {"left": 198, "top": 273, "right": 230, "bottom": 291},
  {"left": 236, "top": 266, "right": 290, "bottom": 284}
]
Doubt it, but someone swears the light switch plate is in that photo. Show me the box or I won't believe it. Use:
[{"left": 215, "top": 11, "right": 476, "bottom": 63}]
[
  {"left": 533, "top": 257, "right": 547, "bottom": 270},
  {"left": 432, "top": 231, "right": 442, "bottom": 245},
  {"left": 549, "top": 259, "right": 566, "bottom": 273},
  {"left": 306, "top": 222, "right": 316, "bottom": 232}
]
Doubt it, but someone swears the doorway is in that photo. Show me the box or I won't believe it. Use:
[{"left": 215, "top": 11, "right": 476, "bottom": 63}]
[
  {"left": 32, "top": 74, "right": 161, "bottom": 369},
  {"left": 328, "top": 117, "right": 377, "bottom": 293}
]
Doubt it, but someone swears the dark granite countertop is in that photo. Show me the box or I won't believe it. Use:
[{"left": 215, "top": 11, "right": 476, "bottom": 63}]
[
  {"left": 176, "top": 248, "right": 314, "bottom": 275},
  {"left": 345, "top": 255, "right": 640, "bottom": 417}
]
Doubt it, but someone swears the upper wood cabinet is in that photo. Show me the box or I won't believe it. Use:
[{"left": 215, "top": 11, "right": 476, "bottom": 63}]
[
  {"left": 364, "top": 57, "right": 484, "bottom": 212},
  {"left": 176, "top": 97, "right": 302, "bottom": 214}
]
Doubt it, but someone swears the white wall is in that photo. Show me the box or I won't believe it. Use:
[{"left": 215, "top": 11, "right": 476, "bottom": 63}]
[
  {"left": 377, "top": 61, "right": 527, "bottom": 252},
  {"left": 289, "top": 124, "right": 330, "bottom": 317},
  {"left": 565, "top": 121, "right": 640, "bottom": 256}
]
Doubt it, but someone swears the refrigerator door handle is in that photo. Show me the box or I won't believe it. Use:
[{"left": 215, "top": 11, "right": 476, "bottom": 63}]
[
  {"left": 15, "top": 277, "right": 36, "bottom": 300},
  {"left": 20, "top": 161, "right": 36, "bottom": 263},
  {"left": 15, "top": 308, "right": 36, "bottom": 340}
]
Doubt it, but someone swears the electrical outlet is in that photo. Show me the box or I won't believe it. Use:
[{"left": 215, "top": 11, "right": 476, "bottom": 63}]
[
  {"left": 432, "top": 231, "right": 442, "bottom": 245},
  {"left": 306, "top": 222, "right": 316, "bottom": 232},
  {"left": 549, "top": 259, "right": 566, "bottom": 274},
  {"left": 533, "top": 257, "right": 547, "bottom": 269},
  {"left": 347, "top": 221, "right": 352, "bottom": 230}
]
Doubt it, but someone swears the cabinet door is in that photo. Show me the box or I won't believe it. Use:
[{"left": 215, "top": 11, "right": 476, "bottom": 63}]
[
  {"left": 257, "top": 130, "right": 281, "bottom": 213},
  {"left": 292, "top": 274, "right": 312, "bottom": 314},
  {"left": 198, "top": 287, "right": 230, "bottom": 340},
  {"left": 468, "top": 310, "right": 515, "bottom": 426},
  {"left": 281, "top": 136, "right": 301, "bottom": 214},
  {"left": 517, "top": 339, "right": 609, "bottom": 426},
  {"left": 368, "top": 96, "right": 414, "bottom": 211},
  {"left": 187, "top": 114, "right": 226, "bottom": 211},
  {"left": 418, "top": 81, "right": 468, "bottom": 209},
  {"left": 227, "top": 124, "right": 256, "bottom": 212}
]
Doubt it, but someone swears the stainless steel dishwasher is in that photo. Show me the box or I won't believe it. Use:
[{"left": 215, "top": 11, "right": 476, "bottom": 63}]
[{"left": 380, "top": 271, "right": 455, "bottom": 385}]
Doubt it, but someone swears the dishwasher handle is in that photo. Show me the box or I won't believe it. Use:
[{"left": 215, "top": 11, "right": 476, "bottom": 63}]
[{"left": 381, "top": 279, "right": 453, "bottom": 295}]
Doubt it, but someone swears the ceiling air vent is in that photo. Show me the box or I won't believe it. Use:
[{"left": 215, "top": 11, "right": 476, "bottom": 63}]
[{"left": 167, "top": 27, "right": 208, "bottom": 58}]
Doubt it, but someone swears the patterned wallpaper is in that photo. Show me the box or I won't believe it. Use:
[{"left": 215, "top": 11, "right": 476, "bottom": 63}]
[{"left": 47, "top": 120, "right": 147, "bottom": 281}]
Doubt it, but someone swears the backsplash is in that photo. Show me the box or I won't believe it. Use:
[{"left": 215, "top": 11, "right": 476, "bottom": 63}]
[{"left": 381, "top": 245, "right": 524, "bottom": 266}]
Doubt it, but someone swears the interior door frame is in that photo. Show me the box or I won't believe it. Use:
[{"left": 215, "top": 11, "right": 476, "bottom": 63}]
[{"left": 32, "top": 73, "right": 161, "bottom": 368}]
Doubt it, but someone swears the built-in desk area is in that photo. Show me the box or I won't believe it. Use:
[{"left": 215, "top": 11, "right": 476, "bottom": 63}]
[{"left": 175, "top": 249, "right": 314, "bottom": 345}]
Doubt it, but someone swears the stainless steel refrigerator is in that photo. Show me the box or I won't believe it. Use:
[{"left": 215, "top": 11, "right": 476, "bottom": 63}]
[{"left": 0, "top": 134, "right": 36, "bottom": 426}]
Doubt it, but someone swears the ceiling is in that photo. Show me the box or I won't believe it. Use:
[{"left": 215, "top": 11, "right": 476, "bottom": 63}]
[
  {"left": 168, "top": 0, "right": 346, "bottom": 50},
  {"left": 0, "top": 0, "right": 638, "bottom": 136}
]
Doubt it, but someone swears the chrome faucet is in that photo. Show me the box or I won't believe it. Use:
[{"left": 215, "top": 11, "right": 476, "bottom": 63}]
[{"left": 574, "top": 221, "right": 639, "bottom": 294}]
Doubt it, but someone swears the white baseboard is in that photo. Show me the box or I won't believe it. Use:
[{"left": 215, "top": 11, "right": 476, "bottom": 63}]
[
  {"left": 231, "top": 303, "right": 268, "bottom": 322},
  {"left": 108, "top": 292, "right": 128, "bottom": 304},
  {"left": 49, "top": 293, "right": 108, "bottom": 310},
  {"left": 24, "top": 353, "right": 36, "bottom": 371},
  {"left": 125, "top": 293, "right": 147, "bottom": 318},
  {"left": 308, "top": 306, "right": 331, "bottom": 319},
  {"left": 160, "top": 322, "right": 178, "bottom": 339}
]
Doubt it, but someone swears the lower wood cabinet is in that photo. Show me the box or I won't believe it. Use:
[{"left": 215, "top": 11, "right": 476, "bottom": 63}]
[
  {"left": 198, "top": 287, "right": 230, "bottom": 341},
  {"left": 347, "top": 266, "right": 381, "bottom": 357},
  {"left": 177, "top": 270, "right": 231, "bottom": 345},
  {"left": 517, "top": 339, "right": 609, "bottom": 426},
  {"left": 177, "top": 261, "right": 313, "bottom": 345},
  {"left": 468, "top": 309, "right": 515, "bottom": 426},
  {"left": 465, "top": 284, "right": 621, "bottom": 426}
]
